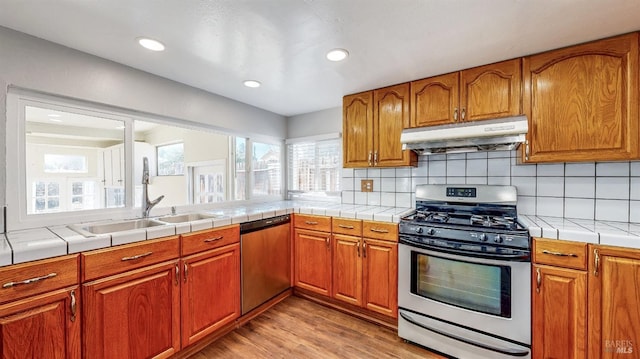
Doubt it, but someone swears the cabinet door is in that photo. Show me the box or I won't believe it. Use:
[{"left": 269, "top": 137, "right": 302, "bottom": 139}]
[
  {"left": 83, "top": 261, "right": 180, "bottom": 359},
  {"left": 362, "top": 238, "right": 397, "bottom": 318},
  {"left": 0, "top": 287, "right": 80, "bottom": 359},
  {"left": 181, "top": 243, "right": 240, "bottom": 347},
  {"left": 524, "top": 33, "right": 639, "bottom": 163},
  {"left": 460, "top": 58, "right": 522, "bottom": 122},
  {"left": 588, "top": 245, "right": 640, "bottom": 359},
  {"left": 532, "top": 265, "right": 587, "bottom": 359},
  {"left": 332, "top": 234, "right": 362, "bottom": 306},
  {"left": 373, "top": 83, "right": 417, "bottom": 167},
  {"left": 294, "top": 229, "right": 332, "bottom": 296},
  {"left": 343, "top": 91, "right": 374, "bottom": 168},
  {"left": 410, "top": 72, "right": 459, "bottom": 127}
]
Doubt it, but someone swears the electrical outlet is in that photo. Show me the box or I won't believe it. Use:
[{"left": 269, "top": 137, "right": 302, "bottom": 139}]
[{"left": 361, "top": 179, "right": 373, "bottom": 192}]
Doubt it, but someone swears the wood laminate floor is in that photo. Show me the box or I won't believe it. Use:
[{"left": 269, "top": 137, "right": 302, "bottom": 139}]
[{"left": 191, "top": 296, "right": 446, "bottom": 359}]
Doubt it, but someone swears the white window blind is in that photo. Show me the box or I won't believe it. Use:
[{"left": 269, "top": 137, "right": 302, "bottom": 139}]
[{"left": 287, "top": 137, "right": 341, "bottom": 200}]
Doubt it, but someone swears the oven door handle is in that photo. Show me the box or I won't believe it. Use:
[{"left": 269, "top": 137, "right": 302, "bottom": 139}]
[
  {"left": 399, "top": 238, "right": 530, "bottom": 261},
  {"left": 399, "top": 311, "right": 530, "bottom": 357}
]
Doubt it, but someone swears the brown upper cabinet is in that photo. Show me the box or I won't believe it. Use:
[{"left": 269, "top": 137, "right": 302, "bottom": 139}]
[
  {"left": 343, "top": 84, "right": 417, "bottom": 168},
  {"left": 523, "top": 33, "right": 639, "bottom": 163},
  {"left": 410, "top": 58, "right": 522, "bottom": 127}
]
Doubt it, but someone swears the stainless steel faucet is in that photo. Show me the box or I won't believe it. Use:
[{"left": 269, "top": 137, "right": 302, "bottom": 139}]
[{"left": 142, "top": 157, "right": 164, "bottom": 218}]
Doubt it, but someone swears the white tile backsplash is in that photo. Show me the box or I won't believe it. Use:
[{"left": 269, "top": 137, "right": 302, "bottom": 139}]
[
  {"left": 537, "top": 177, "right": 564, "bottom": 197},
  {"left": 564, "top": 198, "right": 595, "bottom": 219},
  {"left": 428, "top": 160, "right": 446, "bottom": 176},
  {"left": 595, "top": 199, "right": 629, "bottom": 222},
  {"left": 487, "top": 158, "right": 510, "bottom": 177},
  {"left": 596, "top": 162, "right": 629, "bottom": 177},
  {"left": 340, "top": 153, "right": 640, "bottom": 223},
  {"left": 565, "top": 177, "right": 595, "bottom": 198},
  {"left": 512, "top": 177, "right": 536, "bottom": 196},
  {"left": 466, "top": 159, "right": 488, "bottom": 176},
  {"left": 566, "top": 163, "right": 595, "bottom": 177},
  {"left": 596, "top": 177, "right": 629, "bottom": 200},
  {"left": 446, "top": 160, "right": 466, "bottom": 177},
  {"left": 537, "top": 163, "right": 564, "bottom": 176}
]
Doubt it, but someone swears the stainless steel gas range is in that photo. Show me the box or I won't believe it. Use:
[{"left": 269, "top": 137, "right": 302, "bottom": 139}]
[{"left": 398, "top": 184, "right": 531, "bottom": 359}]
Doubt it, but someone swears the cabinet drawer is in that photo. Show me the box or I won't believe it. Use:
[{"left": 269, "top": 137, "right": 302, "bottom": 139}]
[
  {"left": 332, "top": 218, "right": 362, "bottom": 236},
  {"left": 534, "top": 237, "right": 587, "bottom": 270},
  {"left": 362, "top": 221, "right": 398, "bottom": 242},
  {"left": 0, "top": 254, "right": 79, "bottom": 304},
  {"left": 82, "top": 236, "right": 180, "bottom": 282},
  {"left": 181, "top": 224, "right": 239, "bottom": 256},
  {"left": 294, "top": 214, "right": 331, "bottom": 232}
]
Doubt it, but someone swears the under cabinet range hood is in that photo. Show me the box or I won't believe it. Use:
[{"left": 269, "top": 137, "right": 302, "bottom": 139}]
[{"left": 400, "top": 116, "right": 528, "bottom": 155}]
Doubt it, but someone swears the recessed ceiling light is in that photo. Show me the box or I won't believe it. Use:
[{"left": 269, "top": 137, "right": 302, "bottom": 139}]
[
  {"left": 49, "top": 118, "right": 62, "bottom": 122},
  {"left": 326, "top": 48, "right": 349, "bottom": 62},
  {"left": 243, "top": 80, "right": 261, "bottom": 88},
  {"left": 48, "top": 114, "right": 61, "bottom": 117},
  {"left": 137, "top": 37, "right": 165, "bottom": 51}
]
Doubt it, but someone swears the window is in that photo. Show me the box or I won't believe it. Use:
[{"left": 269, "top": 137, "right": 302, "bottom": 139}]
[
  {"left": 190, "top": 160, "right": 226, "bottom": 204},
  {"left": 33, "top": 181, "right": 60, "bottom": 213},
  {"left": 252, "top": 141, "right": 282, "bottom": 197},
  {"left": 234, "top": 138, "right": 246, "bottom": 200},
  {"left": 157, "top": 143, "right": 184, "bottom": 175},
  {"left": 44, "top": 154, "right": 87, "bottom": 173},
  {"left": 287, "top": 137, "right": 341, "bottom": 201}
]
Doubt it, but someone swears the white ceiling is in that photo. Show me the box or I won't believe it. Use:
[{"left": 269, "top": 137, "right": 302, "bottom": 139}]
[{"left": 1, "top": 0, "right": 639, "bottom": 117}]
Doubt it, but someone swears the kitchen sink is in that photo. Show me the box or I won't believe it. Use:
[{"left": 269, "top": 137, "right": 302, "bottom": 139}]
[
  {"left": 156, "top": 213, "right": 218, "bottom": 223},
  {"left": 69, "top": 218, "right": 167, "bottom": 237}
]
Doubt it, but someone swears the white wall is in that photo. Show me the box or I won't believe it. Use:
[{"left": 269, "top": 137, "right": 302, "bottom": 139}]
[
  {"left": 287, "top": 107, "right": 341, "bottom": 138},
  {"left": 0, "top": 26, "right": 287, "bottom": 229}
]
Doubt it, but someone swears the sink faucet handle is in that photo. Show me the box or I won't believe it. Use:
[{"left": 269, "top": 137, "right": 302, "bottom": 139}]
[{"left": 171, "top": 206, "right": 176, "bottom": 215}]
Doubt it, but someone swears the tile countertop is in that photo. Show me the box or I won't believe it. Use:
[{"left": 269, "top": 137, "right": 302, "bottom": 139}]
[
  {"left": 2, "top": 201, "right": 413, "bottom": 266},
  {"left": 519, "top": 215, "right": 640, "bottom": 249}
]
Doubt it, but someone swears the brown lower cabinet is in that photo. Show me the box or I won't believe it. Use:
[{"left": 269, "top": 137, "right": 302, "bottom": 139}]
[
  {"left": 533, "top": 238, "right": 640, "bottom": 359},
  {"left": 295, "top": 215, "right": 398, "bottom": 320},
  {"left": 0, "top": 254, "right": 80, "bottom": 359},
  {"left": 83, "top": 261, "right": 181, "bottom": 359},
  {"left": 82, "top": 226, "right": 241, "bottom": 359},
  {"left": 180, "top": 242, "right": 240, "bottom": 347}
]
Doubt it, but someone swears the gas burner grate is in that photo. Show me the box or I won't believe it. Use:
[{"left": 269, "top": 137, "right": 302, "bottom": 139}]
[
  {"left": 469, "top": 214, "right": 516, "bottom": 229},
  {"left": 416, "top": 211, "right": 451, "bottom": 223}
]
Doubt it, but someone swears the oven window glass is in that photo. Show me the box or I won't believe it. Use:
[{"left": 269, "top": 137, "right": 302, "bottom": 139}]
[{"left": 411, "top": 252, "right": 511, "bottom": 318}]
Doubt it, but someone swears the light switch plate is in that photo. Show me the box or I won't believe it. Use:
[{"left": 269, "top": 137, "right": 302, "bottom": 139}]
[{"left": 361, "top": 179, "right": 373, "bottom": 192}]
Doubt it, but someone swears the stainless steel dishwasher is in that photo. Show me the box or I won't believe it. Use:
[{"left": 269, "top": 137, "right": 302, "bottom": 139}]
[{"left": 240, "top": 214, "right": 291, "bottom": 315}]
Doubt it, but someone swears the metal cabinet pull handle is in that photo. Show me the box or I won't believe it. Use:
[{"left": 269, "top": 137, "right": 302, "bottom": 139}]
[
  {"left": 461, "top": 107, "right": 466, "bottom": 121},
  {"left": 542, "top": 250, "right": 578, "bottom": 257},
  {"left": 368, "top": 151, "right": 373, "bottom": 166},
  {"left": 594, "top": 249, "right": 600, "bottom": 276},
  {"left": 338, "top": 224, "right": 354, "bottom": 230},
  {"left": 305, "top": 221, "right": 318, "bottom": 225},
  {"left": 70, "top": 290, "right": 77, "bottom": 322},
  {"left": 3, "top": 272, "right": 57, "bottom": 288},
  {"left": 204, "top": 236, "right": 223, "bottom": 242},
  {"left": 363, "top": 242, "right": 367, "bottom": 258},
  {"left": 325, "top": 237, "right": 330, "bottom": 249},
  {"left": 370, "top": 228, "right": 389, "bottom": 234},
  {"left": 453, "top": 107, "right": 459, "bottom": 122},
  {"left": 175, "top": 264, "right": 180, "bottom": 286},
  {"left": 121, "top": 251, "right": 153, "bottom": 261},
  {"left": 356, "top": 242, "right": 360, "bottom": 257},
  {"left": 525, "top": 140, "right": 530, "bottom": 161},
  {"left": 184, "top": 263, "right": 188, "bottom": 283},
  {"left": 373, "top": 151, "right": 378, "bottom": 166},
  {"left": 535, "top": 268, "right": 541, "bottom": 293}
]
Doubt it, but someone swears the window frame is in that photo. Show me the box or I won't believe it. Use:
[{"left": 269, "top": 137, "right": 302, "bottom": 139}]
[{"left": 285, "top": 133, "right": 342, "bottom": 202}]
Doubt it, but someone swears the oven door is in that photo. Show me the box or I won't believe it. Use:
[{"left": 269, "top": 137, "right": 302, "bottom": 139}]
[{"left": 398, "top": 241, "right": 531, "bottom": 354}]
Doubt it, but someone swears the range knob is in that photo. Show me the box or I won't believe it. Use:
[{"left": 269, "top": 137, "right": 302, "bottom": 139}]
[
  {"left": 415, "top": 227, "right": 423, "bottom": 234},
  {"left": 426, "top": 228, "right": 435, "bottom": 236},
  {"left": 479, "top": 233, "right": 488, "bottom": 242},
  {"left": 494, "top": 235, "right": 503, "bottom": 243}
]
